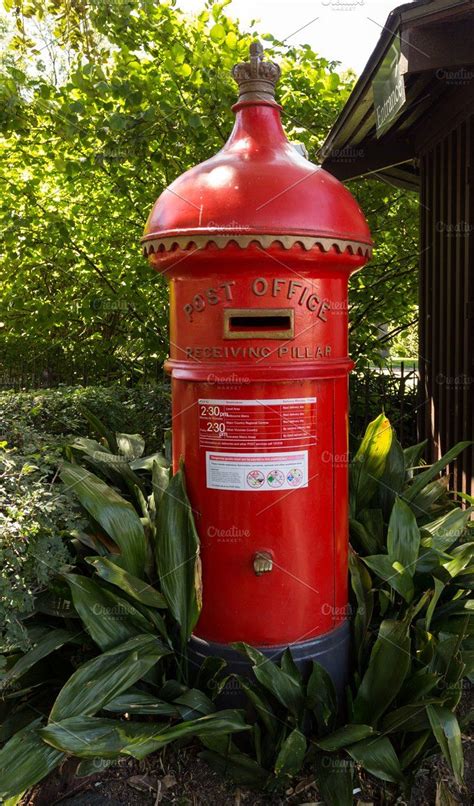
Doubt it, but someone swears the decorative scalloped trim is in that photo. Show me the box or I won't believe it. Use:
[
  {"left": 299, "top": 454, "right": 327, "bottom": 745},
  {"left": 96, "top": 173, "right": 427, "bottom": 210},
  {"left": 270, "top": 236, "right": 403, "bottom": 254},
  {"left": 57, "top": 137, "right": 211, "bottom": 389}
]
[{"left": 142, "top": 233, "right": 372, "bottom": 258}]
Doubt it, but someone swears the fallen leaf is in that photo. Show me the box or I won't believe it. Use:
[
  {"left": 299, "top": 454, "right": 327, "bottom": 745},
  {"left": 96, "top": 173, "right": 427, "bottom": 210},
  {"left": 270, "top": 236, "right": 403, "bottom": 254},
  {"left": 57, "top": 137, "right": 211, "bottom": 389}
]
[{"left": 127, "top": 774, "right": 157, "bottom": 792}]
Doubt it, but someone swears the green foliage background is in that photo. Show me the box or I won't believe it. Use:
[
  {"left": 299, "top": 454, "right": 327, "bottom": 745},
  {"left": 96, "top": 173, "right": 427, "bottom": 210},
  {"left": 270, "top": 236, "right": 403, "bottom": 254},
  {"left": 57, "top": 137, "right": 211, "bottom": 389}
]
[
  {"left": 0, "top": 384, "right": 170, "bottom": 648},
  {"left": 0, "top": 0, "right": 419, "bottom": 382}
]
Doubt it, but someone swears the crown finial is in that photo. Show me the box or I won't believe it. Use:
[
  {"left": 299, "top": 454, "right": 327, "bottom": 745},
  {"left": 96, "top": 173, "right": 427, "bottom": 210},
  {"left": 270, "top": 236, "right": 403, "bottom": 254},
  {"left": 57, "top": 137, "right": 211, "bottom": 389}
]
[{"left": 231, "top": 40, "right": 281, "bottom": 103}]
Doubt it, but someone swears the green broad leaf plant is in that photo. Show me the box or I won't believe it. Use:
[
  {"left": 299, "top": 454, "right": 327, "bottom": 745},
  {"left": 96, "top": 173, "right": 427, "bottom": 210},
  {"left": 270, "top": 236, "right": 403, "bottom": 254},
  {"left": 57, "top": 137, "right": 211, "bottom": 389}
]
[{"left": 0, "top": 411, "right": 472, "bottom": 803}]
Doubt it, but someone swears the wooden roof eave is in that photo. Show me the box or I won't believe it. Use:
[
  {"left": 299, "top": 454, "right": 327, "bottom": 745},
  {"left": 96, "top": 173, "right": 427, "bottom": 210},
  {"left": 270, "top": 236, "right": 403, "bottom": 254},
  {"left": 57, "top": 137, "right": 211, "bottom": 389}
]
[{"left": 318, "top": 0, "right": 474, "bottom": 184}]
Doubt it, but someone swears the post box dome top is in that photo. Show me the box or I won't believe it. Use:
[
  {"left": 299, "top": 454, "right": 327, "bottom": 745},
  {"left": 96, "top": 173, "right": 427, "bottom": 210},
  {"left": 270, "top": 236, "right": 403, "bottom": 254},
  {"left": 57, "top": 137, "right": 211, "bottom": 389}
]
[{"left": 142, "top": 42, "right": 372, "bottom": 261}]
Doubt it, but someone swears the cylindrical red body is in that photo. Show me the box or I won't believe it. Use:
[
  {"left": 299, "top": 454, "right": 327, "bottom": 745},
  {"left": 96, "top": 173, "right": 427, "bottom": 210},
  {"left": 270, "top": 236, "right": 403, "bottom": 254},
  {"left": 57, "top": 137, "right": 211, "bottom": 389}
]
[{"left": 143, "top": 66, "right": 372, "bottom": 659}]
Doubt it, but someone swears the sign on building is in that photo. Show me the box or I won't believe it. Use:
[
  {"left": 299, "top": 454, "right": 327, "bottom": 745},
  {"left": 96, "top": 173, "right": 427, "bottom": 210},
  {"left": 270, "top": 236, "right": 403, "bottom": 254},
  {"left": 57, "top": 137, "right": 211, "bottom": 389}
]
[{"left": 373, "top": 34, "right": 406, "bottom": 137}]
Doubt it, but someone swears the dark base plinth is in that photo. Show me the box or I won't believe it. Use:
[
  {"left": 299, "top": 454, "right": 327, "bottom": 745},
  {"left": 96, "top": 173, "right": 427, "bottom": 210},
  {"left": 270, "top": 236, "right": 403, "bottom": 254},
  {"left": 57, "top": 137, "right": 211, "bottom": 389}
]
[{"left": 188, "top": 621, "right": 351, "bottom": 705}]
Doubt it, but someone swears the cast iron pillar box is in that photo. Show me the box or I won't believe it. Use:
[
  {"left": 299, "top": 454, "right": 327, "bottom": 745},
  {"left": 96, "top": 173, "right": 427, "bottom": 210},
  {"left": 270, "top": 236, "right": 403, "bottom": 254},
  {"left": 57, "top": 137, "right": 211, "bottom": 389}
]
[{"left": 142, "top": 42, "right": 372, "bottom": 689}]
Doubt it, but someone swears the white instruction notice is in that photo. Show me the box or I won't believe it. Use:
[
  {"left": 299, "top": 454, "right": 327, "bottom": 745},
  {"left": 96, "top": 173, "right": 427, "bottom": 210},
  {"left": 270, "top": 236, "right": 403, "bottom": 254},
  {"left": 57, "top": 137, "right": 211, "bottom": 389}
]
[{"left": 206, "top": 451, "right": 308, "bottom": 492}]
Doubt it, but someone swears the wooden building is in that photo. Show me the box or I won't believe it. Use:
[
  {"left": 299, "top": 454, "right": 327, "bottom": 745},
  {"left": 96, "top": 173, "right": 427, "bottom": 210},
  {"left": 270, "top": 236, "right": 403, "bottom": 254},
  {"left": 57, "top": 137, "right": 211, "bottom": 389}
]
[{"left": 320, "top": 0, "right": 474, "bottom": 494}]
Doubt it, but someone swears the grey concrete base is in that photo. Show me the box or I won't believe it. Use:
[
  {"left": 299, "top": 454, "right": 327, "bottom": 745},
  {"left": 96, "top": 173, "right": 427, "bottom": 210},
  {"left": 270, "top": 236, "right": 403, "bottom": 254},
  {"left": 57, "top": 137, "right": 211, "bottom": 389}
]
[{"left": 188, "top": 621, "right": 351, "bottom": 705}]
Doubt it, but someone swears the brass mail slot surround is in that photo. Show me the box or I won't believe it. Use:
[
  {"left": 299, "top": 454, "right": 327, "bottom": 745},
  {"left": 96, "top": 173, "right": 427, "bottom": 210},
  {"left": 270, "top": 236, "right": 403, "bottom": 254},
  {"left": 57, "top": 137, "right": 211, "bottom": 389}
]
[{"left": 223, "top": 308, "right": 294, "bottom": 340}]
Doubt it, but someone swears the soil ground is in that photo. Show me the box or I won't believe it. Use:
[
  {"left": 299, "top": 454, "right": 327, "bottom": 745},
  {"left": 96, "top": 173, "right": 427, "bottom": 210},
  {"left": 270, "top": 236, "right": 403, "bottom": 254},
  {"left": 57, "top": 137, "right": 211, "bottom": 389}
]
[
  {"left": 22, "top": 727, "right": 473, "bottom": 806},
  {"left": 21, "top": 681, "right": 474, "bottom": 806}
]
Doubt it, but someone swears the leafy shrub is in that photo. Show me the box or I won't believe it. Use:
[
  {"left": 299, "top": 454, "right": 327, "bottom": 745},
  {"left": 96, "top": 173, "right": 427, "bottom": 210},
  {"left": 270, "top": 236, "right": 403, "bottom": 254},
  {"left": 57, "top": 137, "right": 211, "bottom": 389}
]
[
  {"left": 0, "top": 385, "right": 170, "bottom": 651},
  {"left": 350, "top": 365, "right": 419, "bottom": 446},
  {"left": 0, "top": 413, "right": 471, "bottom": 803},
  {"left": 0, "top": 440, "right": 78, "bottom": 652},
  {"left": 0, "top": 384, "right": 171, "bottom": 454}
]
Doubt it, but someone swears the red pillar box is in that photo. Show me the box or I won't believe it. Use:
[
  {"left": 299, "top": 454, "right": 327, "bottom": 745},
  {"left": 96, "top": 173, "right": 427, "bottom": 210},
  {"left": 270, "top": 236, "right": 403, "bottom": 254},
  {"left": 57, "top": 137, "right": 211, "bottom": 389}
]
[{"left": 142, "top": 42, "right": 372, "bottom": 689}]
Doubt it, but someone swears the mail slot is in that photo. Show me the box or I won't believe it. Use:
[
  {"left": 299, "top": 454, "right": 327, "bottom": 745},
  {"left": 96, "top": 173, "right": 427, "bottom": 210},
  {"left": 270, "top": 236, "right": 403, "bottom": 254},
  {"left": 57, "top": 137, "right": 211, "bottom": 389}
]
[
  {"left": 224, "top": 309, "right": 294, "bottom": 339},
  {"left": 142, "top": 42, "right": 372, "bottom": 690}
]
